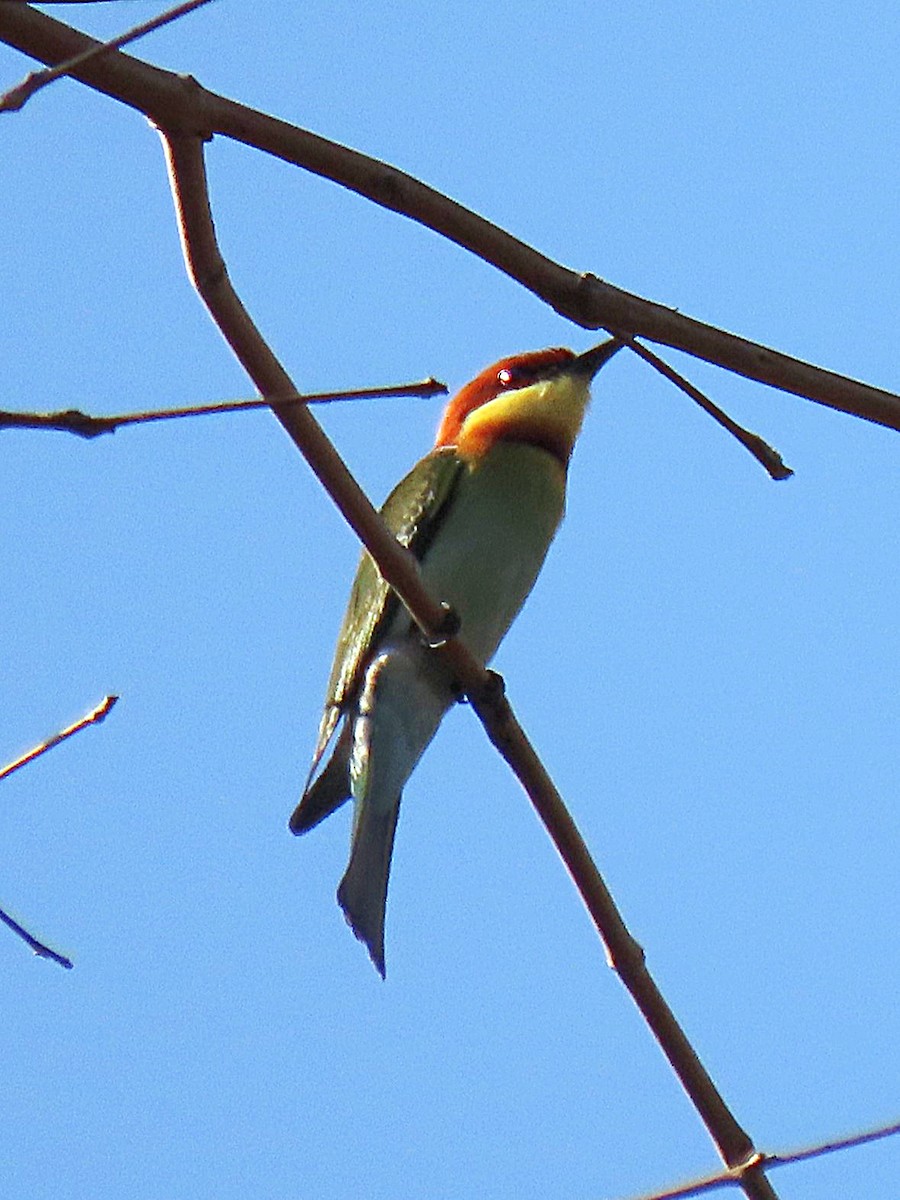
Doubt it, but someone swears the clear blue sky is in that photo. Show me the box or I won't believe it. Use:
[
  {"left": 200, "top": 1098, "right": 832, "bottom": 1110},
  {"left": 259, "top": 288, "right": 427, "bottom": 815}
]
[{"left": 2, "top": 3, "right": 897, "bottom": 1197}]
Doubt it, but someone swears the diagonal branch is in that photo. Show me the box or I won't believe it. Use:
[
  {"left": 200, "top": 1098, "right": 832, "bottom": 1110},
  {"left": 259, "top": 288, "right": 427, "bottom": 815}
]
[
  {"left": 1, "top": 693, "right": 120, "bottom": 972},
  {"left": 618, "top": 335, "right": 793, "bottom": 480},
  {"left": 159, "top": 127, "right": 778, "bottom": 1200},
  {"left": 0, "top": 694, "right": 118, "bottom": 782},
  {"left": 0, "top": 906, "right": 73, "bottom": 970},
  {"left": 158, "top": 129, "right": 455, "bottom": 648},
  {"left": 0, "top": 3, "right": 898, "bottom": 438},
  {"left": 0, "top": 0, "right": 213, "bottom": 112}
]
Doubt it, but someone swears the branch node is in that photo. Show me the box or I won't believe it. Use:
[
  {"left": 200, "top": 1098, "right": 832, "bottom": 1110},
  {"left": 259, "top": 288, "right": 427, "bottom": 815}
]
[
  {"left": 59, "top": 409, "right": 117, "bottom": 439},
  {"left": 471, "top": 668, "right": 506, "bottom": 708}
]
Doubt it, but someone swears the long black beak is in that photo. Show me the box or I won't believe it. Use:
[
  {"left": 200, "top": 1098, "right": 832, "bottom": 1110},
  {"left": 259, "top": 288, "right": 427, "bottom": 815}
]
[{"left": 569, "top": 337, "right": 622, "bottom": 378}]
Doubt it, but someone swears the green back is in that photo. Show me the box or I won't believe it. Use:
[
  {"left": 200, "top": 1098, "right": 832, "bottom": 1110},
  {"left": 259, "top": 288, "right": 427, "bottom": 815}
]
[{"left": 310, "top": 447, "right": 464, "bottom": 766}]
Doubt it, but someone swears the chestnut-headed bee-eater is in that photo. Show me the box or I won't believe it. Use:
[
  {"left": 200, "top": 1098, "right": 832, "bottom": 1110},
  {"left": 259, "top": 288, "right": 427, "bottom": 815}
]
[{"left": 290, "top": 339, "right": 621, "bottom": 975}]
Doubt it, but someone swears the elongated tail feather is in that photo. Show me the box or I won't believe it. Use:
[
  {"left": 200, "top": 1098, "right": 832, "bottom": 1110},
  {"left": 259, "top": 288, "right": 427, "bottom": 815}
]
[{"left": 336, "top": 797, "right": 400, "bottom": 978}]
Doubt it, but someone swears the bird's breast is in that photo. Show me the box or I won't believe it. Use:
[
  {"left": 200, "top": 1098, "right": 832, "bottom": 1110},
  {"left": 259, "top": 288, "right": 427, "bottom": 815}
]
[{"left": 411, "top": 442, "right": 566, "bottom": 664}]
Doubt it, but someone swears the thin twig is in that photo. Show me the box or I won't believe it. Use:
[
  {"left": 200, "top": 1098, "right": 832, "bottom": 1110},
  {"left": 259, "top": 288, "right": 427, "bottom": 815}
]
[
  {"left": 0, "top": 694, "right": 118, "bottom": 782},
  {"left": 765, "top": 1116, "right": 900, "bottom": 1171},
  {"left": 159, "top": 129, "right": 779, "bottom": 1200},
  {"left": 624, "top": 1117, "right": 900, "bottom": 1200},
  {"left": 0, "top": 694, "right": 118, "bottom": 971},
  {"left": 0, "top": 5, "right": 897, "bottom": 440},
  {"left": 0, "top": 906, "right": 73, "bottom": 970},
  {"left": 615, "top": 334, "right": 793, "bottom": 481},
  {"left": 0, "top": 0, "right": 213, "bottom": 112},
  {"left": 0, "top": 380, "right": 446, "bottom": 439}
]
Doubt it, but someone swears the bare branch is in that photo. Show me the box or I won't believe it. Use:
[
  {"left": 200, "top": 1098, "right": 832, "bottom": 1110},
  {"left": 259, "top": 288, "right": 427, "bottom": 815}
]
[
  {"left": 765, "top": 1116, "right": 900, "bottom": 1171},
  {"left": 620, "top": 336, "right": 793, "bottom": 481},
  {"left": 0, "top": 695, "right": 119, "bottom": 782},
  {"left": 1, "top": 12, "right": 878, "bottom": 1195},
  {"left": 0, "top": 380, "right": 447, "bottom": 439},
  {"left": 159, "top": 129, "right": 457, "bottom": 646},
  {"left": 0, "top": 693, "right": 119, "bottom": 972},
  {"left": 468, "top": 674, "right": 777, "bottom": 1200},
  {"left": 0, "top": 0, "right": 213, "bottom": 112},
  {"left": 158, "top": 129, "right": 779, "bottom": 1200},
  {"left": 0, "top": 906, "right": 73, "bottom": 970},
  {"left": 624, "top": 1117, "right": 900, "bottom": 1200},
  {"left": 0, "top": 4, "right": 897, "bottom": 437}
]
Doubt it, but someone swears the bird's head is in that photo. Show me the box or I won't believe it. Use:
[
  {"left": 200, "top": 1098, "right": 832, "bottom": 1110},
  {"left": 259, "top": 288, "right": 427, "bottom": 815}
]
[{"left": 435, "top": 339, "right": 621, "bottom": 466}]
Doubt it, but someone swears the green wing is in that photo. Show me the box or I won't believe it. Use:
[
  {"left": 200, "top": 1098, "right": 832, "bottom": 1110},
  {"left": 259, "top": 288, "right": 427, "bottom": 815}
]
[{"left": 311, "top": 446, "right": 464, "bottom": 767}]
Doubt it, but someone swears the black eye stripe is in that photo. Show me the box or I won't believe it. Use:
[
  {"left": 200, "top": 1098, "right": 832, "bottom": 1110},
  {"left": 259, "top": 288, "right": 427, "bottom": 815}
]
[
  {"left": 498, "top": 367, "right": 529, "bottom": 387},
  {"left": 495, "top": 351, "right": 571, "bottom": 391}
]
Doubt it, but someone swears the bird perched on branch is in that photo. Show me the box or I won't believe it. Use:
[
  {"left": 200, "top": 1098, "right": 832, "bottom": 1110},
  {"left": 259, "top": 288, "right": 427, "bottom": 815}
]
[{"left": 289, "top": 339, "right": 621, "bottom": 975}]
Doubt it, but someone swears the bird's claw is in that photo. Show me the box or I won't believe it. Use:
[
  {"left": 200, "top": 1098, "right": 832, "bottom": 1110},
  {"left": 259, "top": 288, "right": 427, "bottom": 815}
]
[{"left": 425, "top": 602, "right": 461, "bottom": 648}]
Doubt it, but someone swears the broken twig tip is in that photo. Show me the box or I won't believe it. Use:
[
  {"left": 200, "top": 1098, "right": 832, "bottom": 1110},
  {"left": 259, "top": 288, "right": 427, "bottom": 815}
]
[
  {"left": 36, "top": 946, "right": 74, "bottom": 971},
  {"left": 93, "top": 695, "right": 120, "bottom": 722}
]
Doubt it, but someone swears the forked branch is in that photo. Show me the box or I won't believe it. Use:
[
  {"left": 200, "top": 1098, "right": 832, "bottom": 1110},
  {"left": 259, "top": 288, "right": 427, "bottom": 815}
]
[{"left": 0, "top": 2, "right": 898, "bottom": 438}]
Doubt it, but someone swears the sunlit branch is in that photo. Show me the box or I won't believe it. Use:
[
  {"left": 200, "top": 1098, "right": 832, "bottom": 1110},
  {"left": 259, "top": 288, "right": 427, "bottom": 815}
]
[
  {"left": 0, "top": 4, "right": 897, "bottom": 442},
  {"left": 1, "top": 694, "right": 120, "bottom": 972},
  {"left": 625, "top": 1117, "right": 900, "bottom": 1200},
  {"left": 159, "top": 129, "right": 779, "bottom": 1200},
  {"left": 616, "top": 334, "right": 793, "bottom": 481},
  {"left": 0, "top": 380, "right": 446, "bottom": 439},
  {"left": 0, "top": 695, "right": 118, "bottom": 782},
  {"left": 0, "top": 0, "right": 213, "bottom": 112}
]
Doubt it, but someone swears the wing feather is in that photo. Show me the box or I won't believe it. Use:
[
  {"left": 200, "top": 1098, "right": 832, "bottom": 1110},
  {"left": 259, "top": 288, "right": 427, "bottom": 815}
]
[{"left": 309, "top": 447, "right": 463, "bottom": 769}]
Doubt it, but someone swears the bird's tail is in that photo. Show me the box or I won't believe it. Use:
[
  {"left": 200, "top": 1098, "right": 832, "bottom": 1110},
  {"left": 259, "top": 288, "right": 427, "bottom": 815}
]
[
  {"left": 289, "top": 722, "right": 353, "bottom": 835},
  {"left": 335, "top": 646, "right": 449, "bottom": 976},
  {"left": 336, "top": 796, "right": 401, "bottom": 979}
]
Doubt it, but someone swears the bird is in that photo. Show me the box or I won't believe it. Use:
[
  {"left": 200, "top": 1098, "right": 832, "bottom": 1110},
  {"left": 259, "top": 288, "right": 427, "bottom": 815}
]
[{"left": 289, "top": 338, "right": 621, "bottom": 975}]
